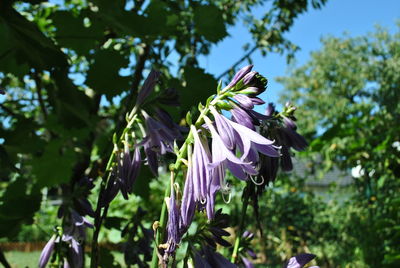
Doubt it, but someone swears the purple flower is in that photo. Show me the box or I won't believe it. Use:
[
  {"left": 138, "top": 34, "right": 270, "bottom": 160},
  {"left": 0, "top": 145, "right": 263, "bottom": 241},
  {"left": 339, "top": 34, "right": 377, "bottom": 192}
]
[
  {"left": 231, "top": 106, "right": 257, "bottom": 130},
  {"left": 63, "top": 259, "right": 71, "bottom": 268},
  {"left": 117, "top": 137, "right": 141, "bottom": 199},
  {"left": 71, "top": 210, "right": 94, "bottom": 228},
  {"left": 164, "top": 185, "right": 180, "bottom": 259},
  {"left": 39, "top": 235, "right": 56, "bottom": 268},
  {"left": 206, "top": 164, "right": 224, "bottom": 220},
  {"left": 191, "top": 126, "right": 212, "bottom": 202},
  {"left": 205, "top": 117, "right": 257, "bottom": 181},
  {"left": 225, "top": 65, "right": 253, "bottom": 90},
  {"left": 101, "top": 172, "right": 120, "bottom": 207},
  {"left": 136, "top": 70, "right": 161, "bottom": 106},
  {"left": 180, "top": 165, "right": 196, "bottom": 230},
  {"left": 241, "top": 256, "right": 254, "bottom": 268},
  {"left": 284, "top": 253, "right": 319, "bottom": 268},
  {"left": 210, "top": 108, "right": 279, "bottom": 161},
  {"left": 142, "top": 110, "right": 177, "bottom": 175}
]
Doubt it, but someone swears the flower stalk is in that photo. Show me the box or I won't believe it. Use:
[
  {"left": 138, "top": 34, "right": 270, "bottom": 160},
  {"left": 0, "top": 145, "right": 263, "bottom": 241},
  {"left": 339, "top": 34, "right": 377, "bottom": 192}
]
[{"left": 231, "top": 183, "right": 251, "bottom": 263}]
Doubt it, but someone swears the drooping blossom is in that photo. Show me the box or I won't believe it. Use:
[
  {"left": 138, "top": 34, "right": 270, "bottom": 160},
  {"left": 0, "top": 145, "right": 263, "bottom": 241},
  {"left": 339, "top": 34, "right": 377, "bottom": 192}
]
[
  {"left": 61, "top": 211, "right": 93, "bottom": 268},
  {"left": 205, "top": 116, "right": 257, "bottom": 181},
  {"left": 141, "top": 110, "right": 178, "bottom": 175},
  {"left": 164, "top": 184, "right": 180, "bottom": 260},
  {"left": 206, "top": 164, "right": 224, "bottom": 220},
  {"left": 117, "top": 134, "right": 141, "bottom": 199},
  {"left": 101, "top": 170, "right": 120, "bottom": 207},
  {"left": 208, "top": 108, "right": 279, "bottom": 180},
  {"left": 191, "top": 126, "right": 212, "bottom": 203},
  {"left": 241, "top": 257, "right": 255, "bottom": 268},
  {"left": 136, "top": 70, "right": 161, "bottom": 107},
  {"left": 258, "top": 103, "right": 308, "bottom": 183},
  {"left": 180, "top": 162, "right": 196, "bottom": 230},
  {"left": 284, "top": 253, "right": 319, "bottom": 268},
  {"left": 39, "top": 235, "right": 56, "bottom": 268}
]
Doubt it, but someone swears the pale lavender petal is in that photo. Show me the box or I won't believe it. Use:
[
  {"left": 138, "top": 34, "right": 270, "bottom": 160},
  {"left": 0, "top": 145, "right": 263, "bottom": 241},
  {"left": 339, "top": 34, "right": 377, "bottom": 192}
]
[
  {"left": 231, "top": 107, "right": 255, "bottom": 130},
  {"left": 241, "top": 257, "right": 254, "bottom": 268},
  {"left": 180, "top": 168, "right": 196, "bottom": 229},
  {"left": 206, "top": 165, "right": 224, "bottom": 220},
  {"left": 226, "top": 65, "right": 253, "bottom": 89},
  {"left": 285, "top": 253, "right": 316, "bottom": 268},
  {"left": 63, "top": 259, "right": 71, "bottom": 268},
  {"left": 233, "top": 94, "right": 254, "bottom": 109},
  {"left": 254, "top": 143, "right": 280, "bottom": 158},
  {"left": 39, "top": 235, "right": 56, "bottom": 268},
  {"left": 226, "top": 161, "right": 247, "bottom": 180},
  {"left": 228, "top": 119, "right": 274, "bottom": 146},
  {"left": 210, "top": 108, "right": 236, "bottom": 150},
  {"left": 250, "top": 97, "right": 265, "bottom": 105},
  {"left": 242, "top": 71, "right": 257, "bottom": 85}
]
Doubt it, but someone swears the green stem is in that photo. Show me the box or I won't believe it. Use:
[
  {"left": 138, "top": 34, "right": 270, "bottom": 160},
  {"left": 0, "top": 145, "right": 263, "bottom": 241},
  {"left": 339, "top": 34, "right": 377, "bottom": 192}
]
[
  {"left": 150, "top": 178, "right": 171, "bottom": 268},
  {"left": 231, "top": 186, "right": 250, "bottom": 263},
  {"left": 90, "top": 113, "right": 138, "bottom": 268}
]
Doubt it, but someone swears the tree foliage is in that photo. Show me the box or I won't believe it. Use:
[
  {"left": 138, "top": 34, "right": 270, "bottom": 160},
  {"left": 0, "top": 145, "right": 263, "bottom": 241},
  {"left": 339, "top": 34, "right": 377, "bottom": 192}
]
[{"left": 278, "top": 24, "right": 400, "bottom": 267}]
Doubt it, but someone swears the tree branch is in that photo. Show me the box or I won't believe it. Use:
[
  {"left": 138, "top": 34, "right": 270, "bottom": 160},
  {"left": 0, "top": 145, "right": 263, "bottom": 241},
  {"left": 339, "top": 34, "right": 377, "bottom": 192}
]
[
  {"left": 0, "top": 103, "right": 16, "bottom": 117},
  {"left": 33, "top": 70, "right": 48, "bottom": 120},
  {"left": 216, "top": 45, "right": 258, "bottom": 80}
]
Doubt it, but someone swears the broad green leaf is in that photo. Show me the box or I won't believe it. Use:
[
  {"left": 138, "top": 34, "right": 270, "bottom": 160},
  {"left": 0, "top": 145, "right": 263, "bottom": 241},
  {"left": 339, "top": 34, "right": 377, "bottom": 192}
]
[
  {"left": 30, "top": 139, "right": 76, "bottom": 187},
  {"left": 52, "top": 10, "right": 104, "bottom": 55},
  {"left": 86, "top": 49, "right": 130, "bottom": 98},
  {"left": 193, "top": 4, "right": 227, "bottom": 42},
  {"left": 0, "top": 179, "right": 41, "bottom": 238},
  {"left": 0, "top": 8, "right": 67, "bottom": 70},
  {"left": 181, "top": 66, "right": 217, "bottom": 111}
]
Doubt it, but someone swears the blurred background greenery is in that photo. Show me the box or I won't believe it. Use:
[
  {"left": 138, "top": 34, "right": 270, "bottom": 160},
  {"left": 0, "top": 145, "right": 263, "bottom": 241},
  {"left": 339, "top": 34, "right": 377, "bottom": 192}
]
[{"left": 0, "top": 0, "right": 399, "bottom": 267}]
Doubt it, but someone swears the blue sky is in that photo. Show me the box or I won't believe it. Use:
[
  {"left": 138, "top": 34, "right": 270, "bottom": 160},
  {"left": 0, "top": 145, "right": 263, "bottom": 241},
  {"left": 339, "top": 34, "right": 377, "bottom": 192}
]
[{"left": 198, "top": 0, "right": 399, "bottom": 108}]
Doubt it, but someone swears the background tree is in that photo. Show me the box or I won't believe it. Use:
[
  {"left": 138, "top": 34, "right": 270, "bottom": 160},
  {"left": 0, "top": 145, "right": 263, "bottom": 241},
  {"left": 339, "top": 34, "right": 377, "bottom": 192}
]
[{"left": 278, "top": 24, "right": 400, "bottom": 267}]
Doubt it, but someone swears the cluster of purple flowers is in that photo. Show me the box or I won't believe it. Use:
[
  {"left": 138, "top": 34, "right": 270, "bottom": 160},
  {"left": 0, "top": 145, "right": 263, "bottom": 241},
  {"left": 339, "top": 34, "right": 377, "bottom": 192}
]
[
  {"left": 39, "top": 178, "right": 95, "bottom": 268},
  {"left": 161, "top": 65, "right": 285, "bottom": 263},
  {"left": 159, "top": 65, "right": 313, "bottom": 266},
  {"left": 258, "top": 102, "right": 308, "bottom": 184}
]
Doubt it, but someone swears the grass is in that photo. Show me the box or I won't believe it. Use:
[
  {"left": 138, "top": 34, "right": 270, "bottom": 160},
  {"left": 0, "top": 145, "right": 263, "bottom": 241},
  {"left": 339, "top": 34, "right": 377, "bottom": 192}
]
[
  {"left": 4, "top": 251, "right": 125, "bottom": 267},
  {"left": 4, "top": 251, "right": 41, "bottom": 268}
]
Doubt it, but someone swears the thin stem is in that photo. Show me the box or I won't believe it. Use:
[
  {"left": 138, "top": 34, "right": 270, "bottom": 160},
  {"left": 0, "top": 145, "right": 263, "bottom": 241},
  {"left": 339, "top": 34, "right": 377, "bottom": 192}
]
[
  {"left": 90, "top": 174, "right": 108, "bottom": 268},
  {"left": 33, "top": 70, "right": 48, "bottom": 120},
  {"left": 90, "top": 113, "right": 138, "bottom": 268},
  {"left": 231, "top": 184, "right": 250, "bottom": 263},
  {"left": 150, "top": 177, "right": 171, "bottom": 268}
]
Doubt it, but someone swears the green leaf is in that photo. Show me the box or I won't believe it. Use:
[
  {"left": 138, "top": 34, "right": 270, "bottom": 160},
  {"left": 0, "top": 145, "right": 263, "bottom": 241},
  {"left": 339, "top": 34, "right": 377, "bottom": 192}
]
[
  {"left": 86, "top": 49, "right": 130, "bottom": 97},
  {"left": 51, "top": 11, "right": 104, "bottom": 55},
  {"left": 193, "top": 4, "right": 227, "bottom": 42},
  {"left": 0, "top": 179, "right": 41, "bottom": 238},
  {"left": 181, "top": 66, "right": 217, "bottom": 111},
  {"left": 0, "top": 8, "right": 68, "bottom": 70},
  {"left": 30, "top": 139, "right": 76, "bottom": 187}
]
